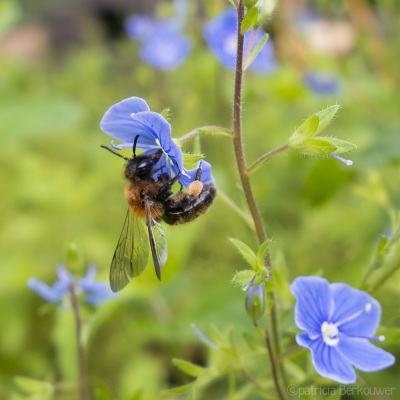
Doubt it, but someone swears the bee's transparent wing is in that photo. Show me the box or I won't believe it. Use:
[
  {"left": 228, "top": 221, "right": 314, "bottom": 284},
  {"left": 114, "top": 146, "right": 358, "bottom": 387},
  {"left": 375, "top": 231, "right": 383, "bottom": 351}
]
[
  {"left": 144, "top": 200, "right": 168, "bottom": 280},
  {"left": 109, "top": 209, "right": 149, "bottom": 292}
]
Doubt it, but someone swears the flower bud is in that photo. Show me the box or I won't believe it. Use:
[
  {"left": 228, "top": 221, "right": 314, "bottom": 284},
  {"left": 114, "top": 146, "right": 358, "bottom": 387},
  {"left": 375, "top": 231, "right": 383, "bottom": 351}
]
[{"left": 245, "top": 284, "right": 265, "bottom": 323}]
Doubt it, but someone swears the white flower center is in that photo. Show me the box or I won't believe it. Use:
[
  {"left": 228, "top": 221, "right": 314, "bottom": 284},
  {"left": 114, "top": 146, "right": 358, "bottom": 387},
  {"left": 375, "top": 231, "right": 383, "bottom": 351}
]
[{"left": 321, "top": 321, "right": 339, "bottom": 346}]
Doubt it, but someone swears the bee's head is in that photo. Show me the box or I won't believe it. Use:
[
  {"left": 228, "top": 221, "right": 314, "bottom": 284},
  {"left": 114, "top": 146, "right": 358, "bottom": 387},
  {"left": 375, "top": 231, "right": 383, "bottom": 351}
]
[{"left": 125, "top": 149, "right": 163, "bottom": 179}]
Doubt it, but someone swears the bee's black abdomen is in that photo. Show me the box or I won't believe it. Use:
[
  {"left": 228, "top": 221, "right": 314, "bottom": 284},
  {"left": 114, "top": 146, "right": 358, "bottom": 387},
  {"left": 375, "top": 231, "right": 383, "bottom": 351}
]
[{"left": 162, "top": 183, "right": 216, "bottom": 225}]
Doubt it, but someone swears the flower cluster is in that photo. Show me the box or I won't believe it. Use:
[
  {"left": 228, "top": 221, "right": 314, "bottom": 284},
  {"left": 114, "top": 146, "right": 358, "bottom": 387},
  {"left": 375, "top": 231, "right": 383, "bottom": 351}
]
[
  {"left": 28, "top": 266, "right": 117, "bottom": 306},
  {"left": 291, "top": 276, "right": 395, "bottom": 384},
  {"left": 125, "top": 0, "right": 190, "bottom": 70},
  {"left": 203, "top": 6, "right": 277, "bottom": 75},
  {"left": 100, "top": 96, "right": 214, "bottom": 188}
]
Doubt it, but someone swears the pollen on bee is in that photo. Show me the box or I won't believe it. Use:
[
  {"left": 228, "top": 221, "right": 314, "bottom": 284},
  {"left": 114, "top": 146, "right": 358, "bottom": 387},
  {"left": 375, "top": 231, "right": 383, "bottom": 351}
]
[{"left": 188, "top": 180, "right": 203, "bottom": 198}]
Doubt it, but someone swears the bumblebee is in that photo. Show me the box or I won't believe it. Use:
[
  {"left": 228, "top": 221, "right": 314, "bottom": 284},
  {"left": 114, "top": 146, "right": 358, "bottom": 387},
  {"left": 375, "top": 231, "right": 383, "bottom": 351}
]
[{"left": 101, "top": 135, "right": 216, "bottom": 292}]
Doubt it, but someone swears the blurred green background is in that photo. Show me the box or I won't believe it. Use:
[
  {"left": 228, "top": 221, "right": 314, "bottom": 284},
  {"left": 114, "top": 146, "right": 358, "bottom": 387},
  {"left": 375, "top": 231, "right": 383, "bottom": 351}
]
[{"left": 1, "top": 0, "right": 400, "bottom": 399}]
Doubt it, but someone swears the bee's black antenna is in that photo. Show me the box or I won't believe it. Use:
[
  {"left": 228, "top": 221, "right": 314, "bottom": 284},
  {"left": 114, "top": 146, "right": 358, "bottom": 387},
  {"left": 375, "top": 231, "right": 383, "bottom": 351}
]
[
  {"left": 100, "top": 144, "right": 130, "bottom": 161},
  {"left": 133, "top": 135, "right": 140, "bottom": 158}
]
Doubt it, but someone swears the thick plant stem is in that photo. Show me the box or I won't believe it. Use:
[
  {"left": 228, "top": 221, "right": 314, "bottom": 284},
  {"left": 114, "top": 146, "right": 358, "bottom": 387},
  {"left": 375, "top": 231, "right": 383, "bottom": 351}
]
[{"left": 232, "top": 2, "right": 285, "bottom": 399}]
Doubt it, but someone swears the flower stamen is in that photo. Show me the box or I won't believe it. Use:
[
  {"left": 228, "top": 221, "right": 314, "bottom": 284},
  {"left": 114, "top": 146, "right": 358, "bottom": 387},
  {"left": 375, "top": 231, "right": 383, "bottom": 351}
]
[
  {"left": 321, "top": 321, "right": 339, "bottom": 346},
  {"left": 335, "top": 303, "right": 371, "bottom": 328},
  {"left": 330, "top": 152, "right": 353, "bottom": 166}
]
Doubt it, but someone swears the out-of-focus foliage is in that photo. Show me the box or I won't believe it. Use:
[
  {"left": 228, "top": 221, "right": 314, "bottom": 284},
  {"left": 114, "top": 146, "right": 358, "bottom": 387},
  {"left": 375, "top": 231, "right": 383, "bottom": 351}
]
[{"left": 1, "top": 0, "right": 399, "bottom": 398}]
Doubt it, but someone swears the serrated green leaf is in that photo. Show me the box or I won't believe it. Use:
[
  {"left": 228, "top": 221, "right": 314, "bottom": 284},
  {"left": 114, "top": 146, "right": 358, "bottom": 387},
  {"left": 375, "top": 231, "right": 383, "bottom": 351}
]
[
  {"left": 229, "top": 238, "right": 257, "bottom": 269},
  {"left": 172, "top": 359, "right": 207, "bottom": 377},
  {"left": 166, "top": 382, "right": 195, "bottom": 395},
  {"left": 241, "top": 7, "right": 258, "bottom": 34},
  {"left": 197, "top": 127, "right": 233, "bottom": 137},
  {"left": 288, "top": 115, "right": 319, "bottom": 146},
  {"left": 291, "top": 138, "right": 337, "bottom": 155},
  {"left": 328, "top": 137, "right": 357, "bottom": 154},
  {"left": 314, "top": 104, "right": 340, "bottom": 135},
  {"left": 243, "top": 32, "right": 269, "bottom": 71},
  {"left": 256, "top": 239, "right": 272, "bottom": 270},
  {"left": 244, "top": 0, "right": 259, "bottom": 9},
  {"left": 231, "top": 269, "right": 255, "bottom": 288},
  {"left": 183, "top": 153, "right": 204, "bottom": 169}
]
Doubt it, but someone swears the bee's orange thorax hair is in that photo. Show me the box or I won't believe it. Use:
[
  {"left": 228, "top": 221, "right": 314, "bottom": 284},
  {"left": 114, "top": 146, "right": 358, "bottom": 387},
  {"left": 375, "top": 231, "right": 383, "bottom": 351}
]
[{"left": 124, "top": 183, "right": 164, "bottom": 220}]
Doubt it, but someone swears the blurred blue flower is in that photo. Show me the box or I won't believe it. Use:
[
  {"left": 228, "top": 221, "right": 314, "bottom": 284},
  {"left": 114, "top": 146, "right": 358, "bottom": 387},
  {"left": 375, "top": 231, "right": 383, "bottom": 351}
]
[
  {"left": 125, "top": 1, "right": 191, "bottom": 70},
  {"left": 28, "top": 266, "right": 117, "bottom": 306},
  {"left": 290, "top": 276, "right": 395, "bottom": 384},
  {"left": 203, "top": 7, "right": 277, "bottom": 74},
  {"left": 100, "top": 96, "right": 215, "bottom": 186},
  {"left": 304, "top": 71, "right": 340, "bottom": 95}
]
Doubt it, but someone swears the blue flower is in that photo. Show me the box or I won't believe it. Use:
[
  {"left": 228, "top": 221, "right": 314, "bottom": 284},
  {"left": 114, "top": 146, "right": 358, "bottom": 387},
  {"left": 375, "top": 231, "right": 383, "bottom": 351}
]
[
  {"left": 125, "top": 4, "right": 191, "bottom": 70},
  {"left": 100, "top": 96, "right": 214, "bottom": 186},
  {"left": 304, "top": 71, "right": 340, "bottom": 95},
  {"left": 290, "top": 276, "right": 395, "bottom": 384},
  {"left": 28, "top": 266, "right": 117, "bottom": 306},
  {"left": 203, "top": 7, "right": 277, "bottom": 74}
]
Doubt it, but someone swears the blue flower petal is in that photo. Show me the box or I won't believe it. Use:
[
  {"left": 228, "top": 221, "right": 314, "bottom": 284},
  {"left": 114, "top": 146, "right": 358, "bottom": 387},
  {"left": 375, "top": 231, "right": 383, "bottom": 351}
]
[
  {"left": 290, "top": 276, "right": 333, "bottom": 334},
  {"left": 179, "top": 160, "right": 214, "bottom": 187},
  {"left": 203, "top": 7, "right": 277, "bottom": 74},
  {"left": 139, "top": 30, "right": 191, "bottom": 70},
  {"left": 337, "top": 337, "right": 395, "bottom": 372},
  {"left": 330, "top": 283, "right": 381, "bottom": 337},
  {"left": 28, "top": 277, "right": 68, "bottom": 302},
  {"left": 125, "top": 15, "right": 155, "bottom": 41},
  {"left": 304, "top": 71, "right": 340, "bottom": 95},
  {"left": 100, "top": 97, "right": 151, "bottom": 143},
  {"left": 297, "top": 332, "right": 357, "bottom": 384}
]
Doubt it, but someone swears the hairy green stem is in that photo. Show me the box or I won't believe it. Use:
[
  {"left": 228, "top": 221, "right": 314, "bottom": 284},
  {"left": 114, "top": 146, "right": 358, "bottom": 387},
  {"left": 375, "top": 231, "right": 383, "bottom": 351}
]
[
  {"left": 247, "top": 144, "right": 289, "bottom": 174},
  {"left": 232, "top": 2, "right": 285, "bottom": 399},
  {"left": 177, "top": 125, "right": 233, "bottom": 143}
]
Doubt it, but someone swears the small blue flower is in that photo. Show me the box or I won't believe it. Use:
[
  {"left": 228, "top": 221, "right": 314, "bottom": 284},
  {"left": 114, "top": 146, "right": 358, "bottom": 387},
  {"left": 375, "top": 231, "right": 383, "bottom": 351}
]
[
  {"left": 100, "top": 96, "right": 215, "bottom": 186},
  {"left": 28, "top": 266, "right": 117, "bottom": 306},
  {"left": 290, "top": 276, "right": 395, "bottom": 384},
  {"left": 304, "top": 71, "right": 340, "bottom": 95},
  {"left": 125, "top": 4, "right": 191, "bottom": 70},
  {"left": 203, "top": 7, "right": 277, "bottom": 74}
]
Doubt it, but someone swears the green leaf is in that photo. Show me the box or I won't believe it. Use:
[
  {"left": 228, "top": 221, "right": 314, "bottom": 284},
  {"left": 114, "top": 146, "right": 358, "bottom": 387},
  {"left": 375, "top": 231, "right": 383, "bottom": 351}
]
[
  {"left": 197, "top": 127, "right": 233, "bottom": 137},
  {"left": 243, "top": 33, "right": 269, "bottom": 71},
  {"left": 172, "top": 359, "right": 207, "bottom": 377},
  {"left": 183, "top": 153, "right": 204, "bottom": 169},
  {"left": 291, "top": 138, "right": 338, "bottom": 155},
  {"left": 229, "top": 238, "right": 257, "bottom": 269},
  {"left": 288, "top": 115, "right": 319, "bottom": 146},
  {"left": 327, "top": 137, "right": 357, "bottom": 154},
  {"left": 13, "top": 376, "right": 53, "bottom": 398},
  {"left": 314, "top": 104, "right": 341, "bottom": 135},
  {"left": 227, "top": 0, "right": 238, "bottom": 8},
  {"left": 166, "top": 382, "right": 195, "bottom": 395},
  {"left": 231, "top": 269, "right": 255, "bottom": 287},
  {"left": 241, "top": 7, "right": 258, "bottom": 35},
  {"left": 209, "top": 324, "right": 226, "bottom": 347},
  {"left": 244, "top": 0, "right": 259, "bottom": 9},
  {"left": 242, "top": 332, "right": 263, "bottom": 350},
  {"left": 160, "top": 107, "right": 171, "bottom": 120},
  {"left": 256, "top": 239, "right": 272, "bottom": 270}
]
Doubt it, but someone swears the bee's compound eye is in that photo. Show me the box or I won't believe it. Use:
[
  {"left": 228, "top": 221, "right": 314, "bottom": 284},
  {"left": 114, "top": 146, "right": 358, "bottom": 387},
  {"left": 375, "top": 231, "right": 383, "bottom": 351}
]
[{"left": 188, "top": 180, "right": 203, "bottom": 198}]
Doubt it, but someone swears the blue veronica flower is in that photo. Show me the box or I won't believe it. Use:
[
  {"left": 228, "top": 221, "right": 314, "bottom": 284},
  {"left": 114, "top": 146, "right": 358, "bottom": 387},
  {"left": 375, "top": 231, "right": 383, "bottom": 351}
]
[
  {"left": 290, "top": 276, "right": 395, "bottom": 384},
  {"left": 28, "top": 266, "right": 117, "bottom": 306},
  {"left": 100, "top": 96, "right": 214, "bottom": 186},
  {"left": 203, "top": 6, "right": 277, "bottom": 74},
  {"left": 304, "top": 71, "right": 340, "bottom": 95},
  {"left": 125, "top": 5, "right": 191, "bottom": 70}
]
